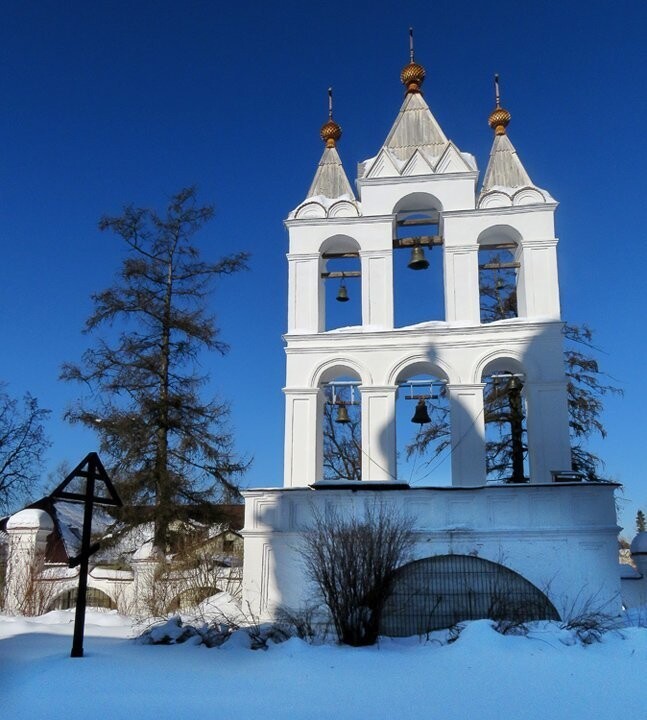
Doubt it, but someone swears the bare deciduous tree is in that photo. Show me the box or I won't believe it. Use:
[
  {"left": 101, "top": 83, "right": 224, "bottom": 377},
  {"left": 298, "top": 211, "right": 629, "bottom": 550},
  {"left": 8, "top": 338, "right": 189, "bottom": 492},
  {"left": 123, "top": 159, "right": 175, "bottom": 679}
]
[
  {"left": 0, "top": 385, "right": 50, "bottom": 512},
  {"left": 298, "top": 502, "right": 415, "bottom": 646},
  {"left": 322, "top": 402, "right": 361, "bottom": 482}
]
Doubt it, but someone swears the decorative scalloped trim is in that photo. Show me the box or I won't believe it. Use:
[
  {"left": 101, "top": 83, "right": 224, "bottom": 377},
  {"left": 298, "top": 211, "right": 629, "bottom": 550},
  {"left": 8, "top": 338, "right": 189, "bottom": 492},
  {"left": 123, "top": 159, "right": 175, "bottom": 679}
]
[
  {"left": 478, "top": 191, "right": 512, "bottom": 209},
  {"left": 328, "top": 200, "right": 360, "bottom": 218},
  {"left": 294, "top": 201, "right": 327, "bottom": 219},
  {"left": 513, "top": 187, "right": 546, "bottom": 206}
]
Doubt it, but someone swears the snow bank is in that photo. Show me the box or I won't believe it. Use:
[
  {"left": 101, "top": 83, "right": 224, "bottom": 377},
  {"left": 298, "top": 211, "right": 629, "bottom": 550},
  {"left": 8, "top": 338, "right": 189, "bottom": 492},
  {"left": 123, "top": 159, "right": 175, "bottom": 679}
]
[{"left": 2, "top": 611, "right": 647, "bottom": 720}]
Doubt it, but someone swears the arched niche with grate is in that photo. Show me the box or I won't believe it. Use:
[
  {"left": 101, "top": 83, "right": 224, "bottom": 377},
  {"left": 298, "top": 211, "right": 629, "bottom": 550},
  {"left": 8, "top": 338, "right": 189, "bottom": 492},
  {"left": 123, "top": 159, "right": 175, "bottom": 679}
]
[
  {"left": 169, "top": 586, "right": 222, "bottom": 612},
  {"left": 380, "top": 554, "right": 559, "bottom": 637},
  {"left": 48, "top": 586, "right": 117, "bottom": 613}
]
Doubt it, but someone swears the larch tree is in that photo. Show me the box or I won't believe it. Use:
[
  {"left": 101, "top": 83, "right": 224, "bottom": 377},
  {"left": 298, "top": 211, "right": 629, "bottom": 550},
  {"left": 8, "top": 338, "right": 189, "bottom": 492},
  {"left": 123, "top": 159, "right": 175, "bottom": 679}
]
[
  {"left": 0, "top": 384, "right": 50, "bottom": 512},
  {"left": 61, "top": 187, "right": 249, "bottom": 548}
]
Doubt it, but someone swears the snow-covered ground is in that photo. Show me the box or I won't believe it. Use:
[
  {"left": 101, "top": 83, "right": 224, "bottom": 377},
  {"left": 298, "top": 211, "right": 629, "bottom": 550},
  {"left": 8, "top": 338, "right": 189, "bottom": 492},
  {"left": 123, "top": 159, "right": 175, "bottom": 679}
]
[{"left": 2, "top": 609, "right": 646, "bottom": 720}]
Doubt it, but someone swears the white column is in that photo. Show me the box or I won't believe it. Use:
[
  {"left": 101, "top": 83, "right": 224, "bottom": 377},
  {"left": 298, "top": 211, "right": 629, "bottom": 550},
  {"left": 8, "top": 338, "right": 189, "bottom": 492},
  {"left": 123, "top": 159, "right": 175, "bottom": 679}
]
[
  {"left": 447, "top": 383, "right": 486, "bottom": 487},
  {"left": 360, "top": 250, "right": 393, "bottom": 330},
  {"left": 4, "top": 509, "right": 54, "bottom": 614},
  {"left": 283, "top": 388, "right": 322, "bottom": 487},
  {"left": 525, "top": 381, "right": 572, "bottom": 483},
  {"left": 516, "top": 240, "right": 560, "bottom": 320},
  {"left": 286, "top": 253, "right": 324, "bottom": 333},
  {"left": 443, "top": 244, "right": 480, "bottom": 325},
  {"left": 360, "top": 385, "right": 398, "bottom": 481}
]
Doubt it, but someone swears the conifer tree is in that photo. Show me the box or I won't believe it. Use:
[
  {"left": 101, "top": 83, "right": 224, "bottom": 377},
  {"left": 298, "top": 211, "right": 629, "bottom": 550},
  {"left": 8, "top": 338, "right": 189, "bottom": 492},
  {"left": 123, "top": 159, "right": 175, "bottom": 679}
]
[
  {"left": 637, "top": 510, "right": 646, "bottom": 534},
  {"left": 61, "top": 187, "right": 249, "bottom": 547}
]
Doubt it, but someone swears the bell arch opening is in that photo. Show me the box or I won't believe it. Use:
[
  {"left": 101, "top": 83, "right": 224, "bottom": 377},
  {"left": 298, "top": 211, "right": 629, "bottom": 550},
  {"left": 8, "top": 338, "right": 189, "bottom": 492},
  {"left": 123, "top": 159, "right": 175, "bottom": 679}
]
[
  {"left": 321, "top": 371, "right": 362, "bottom": 482},
  {"left": 393, "top": 361, "right": 451, "bottom": 485},
  {"left": 478, "top": 226, "right": 522, "bottom": 323},
  {"left": 320, "top": 234, "right": 361, "bottom": 331},
  {"left": 392, "top": 194, "right": 445, "bottom": 327},
  {"left": 480, "top": 357, "right": 528, "bottom": 482},
  {"left": 380, "top": 554, "right": 559, "bottom": 637}
]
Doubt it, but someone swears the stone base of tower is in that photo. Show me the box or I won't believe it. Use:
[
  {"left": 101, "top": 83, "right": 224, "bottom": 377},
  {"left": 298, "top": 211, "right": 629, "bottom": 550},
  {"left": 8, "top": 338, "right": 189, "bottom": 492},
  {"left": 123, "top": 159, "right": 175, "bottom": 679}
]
[{"left": 242, "top": 482, "right": 621, "bottom": 628}]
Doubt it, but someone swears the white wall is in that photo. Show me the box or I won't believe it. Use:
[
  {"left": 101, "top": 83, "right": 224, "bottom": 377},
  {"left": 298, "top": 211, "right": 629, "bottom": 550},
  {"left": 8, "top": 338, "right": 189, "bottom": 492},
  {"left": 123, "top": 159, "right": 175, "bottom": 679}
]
[{"left": 242, "top": 483, "right": 622, "bottom": 623}]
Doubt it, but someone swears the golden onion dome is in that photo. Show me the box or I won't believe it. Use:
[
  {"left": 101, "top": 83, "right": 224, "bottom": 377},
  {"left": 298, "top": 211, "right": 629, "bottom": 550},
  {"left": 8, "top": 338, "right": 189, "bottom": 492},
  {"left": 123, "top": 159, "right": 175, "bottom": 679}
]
[
  {"left": 489, "top": 106, "right": 511, "bottom": 135},
  {"left": 401, "top": 61, "right": 426, "bottom": 94},
  {"left": 320, "top": 118, "right": 342, "bottom": 148}
]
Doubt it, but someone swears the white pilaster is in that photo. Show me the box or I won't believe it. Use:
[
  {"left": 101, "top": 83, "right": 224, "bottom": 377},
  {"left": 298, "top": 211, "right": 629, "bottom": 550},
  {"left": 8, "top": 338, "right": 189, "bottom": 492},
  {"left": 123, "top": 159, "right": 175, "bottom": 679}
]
[
  {"left": 360, "top": 385, "right": 398, "bottom": 481},
  {"left": 516, "top": 239, "right": 561, "bottom": 319},
  {"left": 360, "top": 250, "right": 393, "bottom": 329},
  {"left": 525, "top": 381, "right": 572, "bottom": 483},
  {"left": 283, "top": 388, "right": 322, "bottom": 487},
  {"left": 442, "top": 243, "right": 480, "bottom": 324},
  {"left": 286, "top": 253, "right": 323, "bottom": 333},
  {"left": 447, "top": 383, "right": 487, "bottom": 487}
]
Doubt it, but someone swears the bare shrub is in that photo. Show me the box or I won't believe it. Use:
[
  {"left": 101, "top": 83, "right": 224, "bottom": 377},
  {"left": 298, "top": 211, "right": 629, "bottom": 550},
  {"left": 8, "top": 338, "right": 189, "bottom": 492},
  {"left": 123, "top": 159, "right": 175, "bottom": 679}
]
[
  {"left": 10, "top": 556, "right": 56, "bottom": 616},
  {"left": 446, "top": 623, "right": 464, "bottom": 644},
  {"left": 135, "top": 537, "right": 242, "bottom": 622},
  {"left": 559, "top": 589, "right": 623, "bottom": 644},
  {"left": 298, "top": 502, "right": 416, "bottom": 647},
  {"left": 561, "top": 612, "right": 620, "bottom": 644},
  {"left": 276, "top": 604, "right": 328, "bottom": 643}
]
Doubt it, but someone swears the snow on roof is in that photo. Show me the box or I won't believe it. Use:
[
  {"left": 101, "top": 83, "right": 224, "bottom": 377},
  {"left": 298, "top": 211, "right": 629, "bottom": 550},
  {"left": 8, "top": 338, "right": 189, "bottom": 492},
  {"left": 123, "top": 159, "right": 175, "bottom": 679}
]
[
  {"left": 6, "top": 508, "right": 55, "bottom": 531},
  {"left": 631, "top": 531, "right": 647, "bottom": 555}
]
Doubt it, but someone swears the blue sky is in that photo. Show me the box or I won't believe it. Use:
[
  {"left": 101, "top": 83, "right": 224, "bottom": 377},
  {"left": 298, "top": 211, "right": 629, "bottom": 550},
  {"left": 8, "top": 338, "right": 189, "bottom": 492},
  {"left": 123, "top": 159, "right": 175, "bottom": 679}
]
[{"left": 1, "top": 1, "right": 645, "bottom": 531}]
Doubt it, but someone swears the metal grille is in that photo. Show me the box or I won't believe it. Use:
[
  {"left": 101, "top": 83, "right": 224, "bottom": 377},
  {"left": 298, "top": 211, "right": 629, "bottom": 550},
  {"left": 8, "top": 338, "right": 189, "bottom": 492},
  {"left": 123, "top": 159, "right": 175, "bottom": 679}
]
[
  {"left": 380, "top": 554, "right": 559, "bottom": 637},
  {"left": 48, "top": 587, "right": 116, "bottom": 612}
]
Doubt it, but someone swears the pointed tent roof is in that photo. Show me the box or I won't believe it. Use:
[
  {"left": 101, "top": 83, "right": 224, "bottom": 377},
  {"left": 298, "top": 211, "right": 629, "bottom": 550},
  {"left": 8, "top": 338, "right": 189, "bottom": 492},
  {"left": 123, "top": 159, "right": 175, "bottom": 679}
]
[
  {"left": 306, "top": 144, "right": 355, "bottom": 200},
  {"left": 383, "top": 91, "right": 449, "bottom": 165},
  {"left": 479, "top": 75, "right": 551, "bottom": 203},
  {"left": 481, "top": 132, "right": 534, "bottom": 193}
]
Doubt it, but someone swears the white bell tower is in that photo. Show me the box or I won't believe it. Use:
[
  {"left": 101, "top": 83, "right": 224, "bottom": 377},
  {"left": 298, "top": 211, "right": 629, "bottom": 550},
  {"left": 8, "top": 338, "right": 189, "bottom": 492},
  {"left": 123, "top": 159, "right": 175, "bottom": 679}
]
[{"left": 283, "top": 56, "right": 572, "bottom": 489}]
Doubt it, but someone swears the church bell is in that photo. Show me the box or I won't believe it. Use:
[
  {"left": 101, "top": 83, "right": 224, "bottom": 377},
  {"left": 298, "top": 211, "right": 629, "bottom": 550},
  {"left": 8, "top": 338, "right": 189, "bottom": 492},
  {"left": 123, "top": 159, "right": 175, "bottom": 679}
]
[
  {"left": 335, "top": 403, "right": 351, "bottom": 424},
  {"left": 411, "top": 399, "right": 431, "bottom": 425},
  {"left": 336, "top": 280, "right": 349, "bottom": 302},
  {"left": 408, "top": 246, "right": 429, "bottom": 270}
]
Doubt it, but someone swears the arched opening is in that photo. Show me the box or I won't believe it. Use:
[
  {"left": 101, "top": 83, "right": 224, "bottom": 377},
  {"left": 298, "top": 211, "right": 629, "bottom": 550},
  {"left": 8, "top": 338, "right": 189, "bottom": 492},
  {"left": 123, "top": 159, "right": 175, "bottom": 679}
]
[
  {"left": 321, "top": 371, "right": 362, "bottom": 481},
  {"left": 380, "top": 554, "right": 559, "bottom": 636},
  {"left": 320, "top": 235, "right": 361, "bottom": 331},
  {"left": 48, "top": 586, "right": 117, "bottom": 612},
  {"left": 393, "top": 194, "right": 444, "bottom": 327},
  {"left": 169, "top": 586, "right": 222, "bottom": 612},
  {"left": 481, "top": 357, "right": 528, "bottom": 482},
  {"left": 394, "top": 362, "right": 450, "bottom": 485},
  {"left": 478, "top": 226, "right": 521, "bottom": 323}
]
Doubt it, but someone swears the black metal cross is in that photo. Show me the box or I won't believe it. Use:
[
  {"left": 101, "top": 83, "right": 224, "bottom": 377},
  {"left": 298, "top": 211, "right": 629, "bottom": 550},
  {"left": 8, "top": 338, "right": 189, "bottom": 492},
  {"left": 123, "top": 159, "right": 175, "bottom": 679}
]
[{"left": 50, "top": 452, "right": 122, "bottom": 658}]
